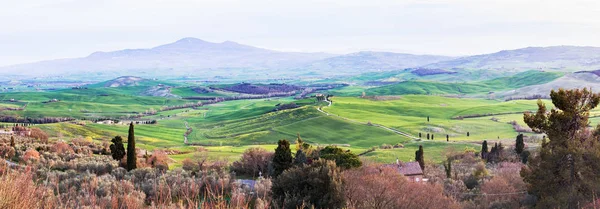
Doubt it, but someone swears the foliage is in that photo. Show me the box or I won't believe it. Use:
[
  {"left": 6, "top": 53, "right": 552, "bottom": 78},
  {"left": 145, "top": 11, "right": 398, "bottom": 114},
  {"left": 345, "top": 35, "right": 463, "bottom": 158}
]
[
  {"left": 230, "top": 147, "right": 273, "bottom": 177},
  {"left": 271, "top": 159, "right": 345, "bottom": 209},
  {"left": 415, "top": 145, "right": 425, "bottom": 171},
  {"left": 515, "top": 134, "right": 524, "bottom": 154},
  {"left": 343, "top": 165, "right": 460, "bottom": 209},
  {"left": 127, "top": 122, "right": 136, "bottom": 171},
  {"left": 481, "top": 140, "right": 488, "bottom": 159},
  {"left": 522, "top": 88, "right": 600, "bottom": 208},
  {"left": 272, "top": 139, "right": 293, "bottom": 177},
  {"left": 319, "top": 146, "right": 362, "bottom": 170},
  {"left": 110, "top": 136, "right": 126, "bottom": 161}
]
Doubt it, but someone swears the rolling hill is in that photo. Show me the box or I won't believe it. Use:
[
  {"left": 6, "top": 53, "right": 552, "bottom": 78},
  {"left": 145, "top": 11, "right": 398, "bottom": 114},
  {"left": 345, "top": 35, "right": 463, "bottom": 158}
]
[
  {"left": 424, "top": 46, "right": 600, "bottom": 71},
  {"left": 300, "top": 51, "right": 454, "bottom": 74}
]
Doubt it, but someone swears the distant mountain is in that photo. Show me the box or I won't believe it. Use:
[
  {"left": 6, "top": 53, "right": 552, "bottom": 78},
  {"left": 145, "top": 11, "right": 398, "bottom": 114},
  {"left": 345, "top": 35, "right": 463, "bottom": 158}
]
[
  {"left": 0, "top": 37, "right": 335, "bottom": 77},
  {"left": 424, "top": 46, "right": 600, "bottom": 71},
  {"left": 301, "top": 51, "right": 454, "bottom": 74}
]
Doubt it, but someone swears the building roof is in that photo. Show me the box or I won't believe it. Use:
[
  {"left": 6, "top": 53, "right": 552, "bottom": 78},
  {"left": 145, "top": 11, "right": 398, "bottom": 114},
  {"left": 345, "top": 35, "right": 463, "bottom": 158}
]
[{"left": 383, "top": 162, "right": 423, "bottom": 176}]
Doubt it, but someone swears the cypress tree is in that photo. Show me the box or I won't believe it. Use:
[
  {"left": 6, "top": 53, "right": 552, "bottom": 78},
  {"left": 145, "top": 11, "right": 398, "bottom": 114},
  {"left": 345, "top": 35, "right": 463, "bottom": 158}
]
[
  {"left": 426, "top": 133, "right": 430, "bottom": 140},
  {"left": 515, "top": 134, "right": 524, "bottom": 154},
  {"left": 427, "top": 116, "right": 430, "bottom": 122},
  {"left": 446, "top": 134, "right": 449, "bottom": 142},
  {"left": 415, "top": 145, "right": 425, "bottom": 171},
  {"left": 10, "top": 135, "right": 14, "bottom": 147},
  {"left": 431, "top": 134, "right": 434, "bottom": 140},
  {"left": 467, "top": 132, "right": 470, "bottom": 137},
  {"left": 126, "top": 122, "right": 136, "bottom": 171},
  {"left": 419, "top": 133, "right": 422, "bottom": 138},
  {"left": 272, "top": 139, "right": 293, "bottom": 177},
  {"left": 481, "top": 140, "right": 488, "bottom": 159}
]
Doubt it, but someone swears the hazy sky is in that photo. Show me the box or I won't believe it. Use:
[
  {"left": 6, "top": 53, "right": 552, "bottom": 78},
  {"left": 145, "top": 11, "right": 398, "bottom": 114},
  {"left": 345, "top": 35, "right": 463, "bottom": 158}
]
[{"left": 1, "top": 0, "right": 600, "bottom": 66}]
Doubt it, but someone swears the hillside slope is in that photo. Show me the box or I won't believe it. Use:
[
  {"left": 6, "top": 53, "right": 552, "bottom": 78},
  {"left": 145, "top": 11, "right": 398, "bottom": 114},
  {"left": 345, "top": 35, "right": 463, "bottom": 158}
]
[{"left": 424, "top": 46, "right": 600, "bottom": 71}]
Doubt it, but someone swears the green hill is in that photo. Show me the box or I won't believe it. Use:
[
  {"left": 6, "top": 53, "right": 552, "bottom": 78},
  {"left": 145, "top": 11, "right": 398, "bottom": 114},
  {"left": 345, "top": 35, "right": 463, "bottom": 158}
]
[{"left": 365, "top": 70, "right": 562, "bottom": 96}]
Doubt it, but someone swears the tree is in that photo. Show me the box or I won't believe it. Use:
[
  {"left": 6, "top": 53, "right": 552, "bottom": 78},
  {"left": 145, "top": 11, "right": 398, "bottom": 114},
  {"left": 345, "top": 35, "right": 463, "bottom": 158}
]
[
  {"left": 431, "top": 134, "right": 434, "bottom": 140},
  {"left": 415, "top": 145, "right": 425, "bottom": 171},
  {"left": 109, "top": 136, "right": 126, "bottom": 161},
  {"left": 419, "top": 133, "right": 422, "bottom": 138},
  {"left": 9, "top": 135, "right": 14, "bottom": 147},
  {"left": 443, "top": 158, "right": 452, "bottom": 179},
  {"left": 294, "top": 149, "right": 308, "bottom": 166},
  {"left": 427, "top": 133, "right": 430, "bottom": 140},
  {"left": 446, "top": 135, "right": 449, "bottom": 142},
  {"left": 272, "top": 139, "right": 293, "bottom": 177},
  {"left": 427, "top": 116, "right": 430, "bottom": 122},
  {"left": 319, "top": 146, "right": 362, "bottom": 169},
  {"left": 343, "top": 165, "right": 460, "bottom": 209},
  {"left": 481, "top": 140, "right": 488, "bottom": 159},
  {"left": 126, "top": 122, "right": 136, "bottom": 171},
  {"left": 515, "top": 134, "right": 524, "bottom": 154},
  {"left": 521, "top": 88, "right": 600, "bottom": 208},
  {"left": 467, "top": 132, "right": 470, "bottom": 137},
  {"left": 231, "top": 147, "right": 273, "bottom": 176},
  {"left": 271, "top": 160, "right": 345, "bottom": 209}
]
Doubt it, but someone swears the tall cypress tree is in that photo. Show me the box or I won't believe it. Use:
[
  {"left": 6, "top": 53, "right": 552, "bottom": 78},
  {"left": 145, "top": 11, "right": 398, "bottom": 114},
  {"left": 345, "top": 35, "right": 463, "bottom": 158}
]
[
  {"left": 126, "top": 122, "right": 137, "bottom": 171},
  {"left": 415, "top": 145, "right": 424, "bottom": 171},
  {"left": 10, "top": 135, "right": 15, "bottom": 147},
  {"left": 515, "top": 134, "right": 524, "bottom": 154},
  {"left": 481, "top": 140, "right": 488, "bottom": 159},
  {"left": 272, "top": 139, "right": 293, "bottom": 177}
]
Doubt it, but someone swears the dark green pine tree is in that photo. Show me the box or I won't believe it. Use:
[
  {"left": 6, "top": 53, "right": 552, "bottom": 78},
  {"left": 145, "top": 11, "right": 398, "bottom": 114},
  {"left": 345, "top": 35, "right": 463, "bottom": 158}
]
[
  {"left": 415, "top": 145, "right": 425, "bottom": 171},
  {"left": 110, "top": 136, "right": 126, "bottom": 161},
  {"left": 272, "top": 139, "right": 293, "bottom": 177},
  {"left": 126, "top": 122, "right": 137, "bottom": 171},
  {"left": 481, "top": 140, "right": 488, "bottom": 159},
  {"left": 515, "top": 134, "right": 524, "bottom": 154},
  {"left": 446, "top": 134, "right": 449, "bottom": 142},
  {"left": 427, "top": 133, "right": 430, "bottom": 140},
  {"left": 431, "top": 134, "right": 434, "bottom": 140}
]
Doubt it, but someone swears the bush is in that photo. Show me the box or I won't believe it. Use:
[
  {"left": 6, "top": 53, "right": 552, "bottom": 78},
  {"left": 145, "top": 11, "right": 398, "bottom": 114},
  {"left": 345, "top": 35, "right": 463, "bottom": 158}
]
[
  {"left": 344, "top": 165, "right": 460, "bottom": 209},
  {"left": 231, "top": 147, "right": 273, "bottom": 177},
  {"left": 271, "top": 160, "right": 345, "bottom": 209}
]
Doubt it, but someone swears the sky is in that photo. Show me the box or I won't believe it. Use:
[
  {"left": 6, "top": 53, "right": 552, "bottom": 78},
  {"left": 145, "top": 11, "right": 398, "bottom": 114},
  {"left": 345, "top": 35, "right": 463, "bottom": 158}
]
[{"left": 1, "top": 0, "right": 600, "bottom": 66}]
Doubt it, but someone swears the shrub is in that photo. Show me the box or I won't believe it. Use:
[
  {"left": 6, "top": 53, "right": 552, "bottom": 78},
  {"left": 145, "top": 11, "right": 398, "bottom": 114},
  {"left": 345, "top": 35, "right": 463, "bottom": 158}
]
[
  {"left": 271, "top": 160, "right": 344, "bottom": 209},
  {"left": 344, "top": 165, "right": 460, "bottom": 209},
  {"left": 51, "top": 141, "right": 75, "bottom": 156},
  {"left": 146, "top": 150, "right": 169, "bottom": 171},
  {"left": 231, "top": 147, "right": 273, "bottom": 177},
  {"left": 23, "top": 149, "right": 40, "bottom": 163},
  {"left": 319, "top": 146, "right": 362, "bottom": 170}
]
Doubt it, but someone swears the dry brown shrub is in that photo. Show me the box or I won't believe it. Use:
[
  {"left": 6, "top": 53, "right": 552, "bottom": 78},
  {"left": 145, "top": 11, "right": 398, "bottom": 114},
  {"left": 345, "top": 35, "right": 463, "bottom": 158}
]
[
  {"left": 23, "top": 149, "right": 40, "bottom": 163},
  {"left": 0, "top": 168, "right": 56, "bottom": 208},
  {"left": 51, "top": 141, "right": 75, "bottom": 155},
  {"left": 344, "top": 165, "right": 460, "bottom": 209}
]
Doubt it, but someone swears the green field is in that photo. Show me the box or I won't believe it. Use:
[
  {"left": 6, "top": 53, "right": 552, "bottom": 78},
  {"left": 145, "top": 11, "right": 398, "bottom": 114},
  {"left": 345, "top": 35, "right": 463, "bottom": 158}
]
[
  {"left": 365, "top": 70, "right": 562, "bottom": 96},
  {"left": 4, "top": 75, "right": 570, "bottom": 168}
]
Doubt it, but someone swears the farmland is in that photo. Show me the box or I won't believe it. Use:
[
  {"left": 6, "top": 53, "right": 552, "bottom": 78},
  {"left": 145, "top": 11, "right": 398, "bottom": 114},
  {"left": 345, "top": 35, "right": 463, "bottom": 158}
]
[{"left": 0, "top": 73, "right": 573, "bottom": 168}]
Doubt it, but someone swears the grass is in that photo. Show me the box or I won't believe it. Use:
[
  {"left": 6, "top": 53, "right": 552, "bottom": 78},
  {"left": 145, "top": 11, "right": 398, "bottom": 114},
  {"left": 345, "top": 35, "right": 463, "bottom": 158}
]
[
  {"left": 361, "top": 141, "right": 480, "bottom": 163},
  {"left": 365, "top": 70, "right": 563, "bottom": 96},
  {"left": 324, "top": 95, "right": 547, "bottom": 141},
  {"left": 2, "top": 80, "right": 560, "bottom": 169}
]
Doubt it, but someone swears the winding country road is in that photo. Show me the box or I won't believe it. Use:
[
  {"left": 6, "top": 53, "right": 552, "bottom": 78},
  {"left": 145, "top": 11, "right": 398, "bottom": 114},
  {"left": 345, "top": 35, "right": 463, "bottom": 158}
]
[{"left": 316, "top": 100, "right": 419, "bottom": 140}]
